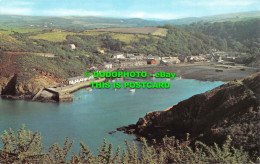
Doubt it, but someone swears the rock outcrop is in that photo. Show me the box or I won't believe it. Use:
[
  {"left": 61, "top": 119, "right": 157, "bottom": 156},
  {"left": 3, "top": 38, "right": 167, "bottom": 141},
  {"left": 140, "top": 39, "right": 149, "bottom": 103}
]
[
  {"left": 0, "top": 53, "right": 65, "bottom": 100},
  {"left": 119, "top": 72, "right": 260, "bottom": 154}
]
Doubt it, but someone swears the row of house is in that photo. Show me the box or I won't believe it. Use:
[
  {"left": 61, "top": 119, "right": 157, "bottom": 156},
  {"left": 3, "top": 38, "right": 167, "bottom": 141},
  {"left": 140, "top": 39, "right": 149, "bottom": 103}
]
[
  {"left": 210, "top": 52, "right": 248, "bottom": 64},
  {"left": 112, "top": 52, "right": 204, "bottom": 65},
  {"left": 68, "top": 75, "right": 94, "bottom": 85},
  {"left": 111, "top": 51, "right": 248, "bottom": 67},
  {"left": 118, "top": 60, "right": 147, "bottom": 67},
  {"left": 211, "top": 50, "right": 248, "bottom": 63}
]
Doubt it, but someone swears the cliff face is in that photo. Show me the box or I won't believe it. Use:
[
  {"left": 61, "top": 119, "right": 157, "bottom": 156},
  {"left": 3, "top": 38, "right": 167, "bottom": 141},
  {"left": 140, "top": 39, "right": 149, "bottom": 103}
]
[
  {"left": 0, "top": 73, "right": 64, "bottom": 99},
  {"left": 0, "top": 53, "right": 65, "bottom": 99},
  {"left": 15, "top": 74, "right": 64, "bottom": 97},
  {"left": 121, "top": 72, "right": 260, "bottom": 153}
]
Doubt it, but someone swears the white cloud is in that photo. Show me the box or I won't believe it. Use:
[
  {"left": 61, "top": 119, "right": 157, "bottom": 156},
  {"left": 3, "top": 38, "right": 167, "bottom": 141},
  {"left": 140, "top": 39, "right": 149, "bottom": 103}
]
[
  {"left": 0, "top": 0, "right": 34, "bottom": 6},
  {"left": 0, "top": 7, "right": 32, "bottom": 15},
  {"left": 40, "top": 9, "right": 181, "bottom": 19},
  {"left": 0, "top": 0, "right": 34, "bottom": 15},
  {"left": 0, "top": 0, "right": 258, "bottom": 18},
  {"left": 41, "top": 9, "right": 107, "bottom": 16},
  {"left": 15, "top": 1, "right": 34, "bottom": 6},
  {"left": 178, "top": 0, "right": 258, "bottom": 7},
  {"left": 129, "top": 12, "right": 184, "bottom": 19}
]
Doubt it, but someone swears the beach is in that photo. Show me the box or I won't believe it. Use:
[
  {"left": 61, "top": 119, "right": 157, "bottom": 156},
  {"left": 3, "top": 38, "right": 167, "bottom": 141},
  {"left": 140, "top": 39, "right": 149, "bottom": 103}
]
[{"left": 125, "top": 63, "right": 260, "bottom": 82}]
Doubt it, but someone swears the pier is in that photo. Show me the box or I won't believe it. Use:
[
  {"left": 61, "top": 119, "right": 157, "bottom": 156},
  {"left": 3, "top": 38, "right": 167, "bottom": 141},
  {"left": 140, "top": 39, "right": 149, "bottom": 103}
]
[{"left": 32, "top": 78, "right": 106, "bottom": 102}]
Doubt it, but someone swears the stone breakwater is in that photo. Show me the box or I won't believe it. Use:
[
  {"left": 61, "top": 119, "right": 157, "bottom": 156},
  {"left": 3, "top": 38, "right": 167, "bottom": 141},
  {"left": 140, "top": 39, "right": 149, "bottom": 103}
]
[{"left": 33, "top": 78, "right": 106, "bottom": 102}]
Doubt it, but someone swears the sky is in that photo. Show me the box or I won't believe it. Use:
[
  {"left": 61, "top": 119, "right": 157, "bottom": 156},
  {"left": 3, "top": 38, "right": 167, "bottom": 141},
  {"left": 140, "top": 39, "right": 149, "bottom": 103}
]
[{"left": 0, "top": 0, "right": 259, "bottom": 19}]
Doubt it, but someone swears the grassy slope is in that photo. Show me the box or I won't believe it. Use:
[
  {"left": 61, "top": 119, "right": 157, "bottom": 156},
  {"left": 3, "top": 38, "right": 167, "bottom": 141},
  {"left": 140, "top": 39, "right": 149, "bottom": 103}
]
[
  {"left": 0, "top": 28, "right": 43, "bottom": 35},
  {"left": 29, "top": 30, "right": 155, "bottom": 43},
  {"left": 0, "top": 33, "right": 27, "bottom": 51},
  {"left": 89, "top": 27, "right": 168, "bottom": 36},
  {"left": 30, "top": 31, "right": 74, "bottom": 42}
]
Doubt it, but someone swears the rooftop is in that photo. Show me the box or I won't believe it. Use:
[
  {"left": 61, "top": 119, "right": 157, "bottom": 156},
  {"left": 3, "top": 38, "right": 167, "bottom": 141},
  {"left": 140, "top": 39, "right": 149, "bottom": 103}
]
[{"left": 68, "top": 75, "right": 86, "bottom": 81}]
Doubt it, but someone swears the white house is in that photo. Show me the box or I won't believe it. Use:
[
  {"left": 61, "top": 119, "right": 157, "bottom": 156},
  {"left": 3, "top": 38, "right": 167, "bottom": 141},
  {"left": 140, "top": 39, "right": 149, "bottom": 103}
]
[
  {"left": 113, "top": 52, "right": 125, "bottom": 59},
  {"left": 126, "top": 54, "right": 135, "bottom": 58},
  {"left": 171, "top": 57, "right": 181, "bottom": 64},
  {"left": 104, "top": 63, "right": 113, "bottom": 69},
  {"left": 68, "top": 75, "right": 94, "bottom": 85}
]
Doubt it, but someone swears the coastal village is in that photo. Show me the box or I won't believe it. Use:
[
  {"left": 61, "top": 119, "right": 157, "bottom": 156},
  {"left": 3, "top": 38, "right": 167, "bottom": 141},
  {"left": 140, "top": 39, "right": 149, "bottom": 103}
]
[
  {"left": 67, "top": 50, "right": 248, "bottom": 85},
  {"left": 30, "top": 48, "right": 250, "bottom": 103}
]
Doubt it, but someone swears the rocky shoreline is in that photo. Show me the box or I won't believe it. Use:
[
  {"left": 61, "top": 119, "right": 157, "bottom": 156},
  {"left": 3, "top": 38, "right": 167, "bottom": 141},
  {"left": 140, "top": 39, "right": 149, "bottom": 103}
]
[
  {"left": 125, "top": 63, "right": 260, "bottom": 82},
  {"left": 0, "top": 63, "right": 259, "bottom": 102},
  {"left": 117, "top": 72, "right": 260, "bottom": 153},
  {"left": 0, "top": 78, "right": 106, "bottom": 103}
]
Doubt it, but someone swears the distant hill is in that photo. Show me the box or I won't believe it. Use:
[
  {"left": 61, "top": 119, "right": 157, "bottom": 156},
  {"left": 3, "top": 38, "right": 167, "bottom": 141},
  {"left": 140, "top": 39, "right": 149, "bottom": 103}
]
[
  {"left": 0, "top": 11, "right": 259, "bottom": 29},
  {"left": 162, "top": 11, "right": 260, "bottom": 25}
]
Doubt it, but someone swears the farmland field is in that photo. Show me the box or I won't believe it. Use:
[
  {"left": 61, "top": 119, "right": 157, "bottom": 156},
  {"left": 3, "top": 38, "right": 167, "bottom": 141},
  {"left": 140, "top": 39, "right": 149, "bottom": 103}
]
[
  {"left": 0, "top": 28, "right": 43, "bottom": 35},
  {"left": 29, "top": 31, "right": 75, "bottom": 42},
  {"left": 110, "top": 33, "right": 149, "bottom": 43},
  {"left": 89, "top": 27, "right": 168, "bottom": 36},
  {"left": 29, "top": 30, "right": 157, "bottom": 43}
]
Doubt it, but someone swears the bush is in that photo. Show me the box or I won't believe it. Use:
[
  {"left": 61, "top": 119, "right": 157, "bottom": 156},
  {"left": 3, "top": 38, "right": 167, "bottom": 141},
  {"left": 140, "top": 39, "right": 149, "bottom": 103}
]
[{"left": 0, "top": 125, "right": 255, "bottom": 163}]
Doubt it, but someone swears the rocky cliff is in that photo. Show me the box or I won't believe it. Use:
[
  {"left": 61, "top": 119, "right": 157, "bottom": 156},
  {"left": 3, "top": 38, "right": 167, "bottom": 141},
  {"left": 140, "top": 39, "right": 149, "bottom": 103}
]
[
  {"left": 0, "top": 52, "right": 65, "bottom": 99},
  {"left": 0, "top": 73, "right": 64, "bottom": 99},
  {"left": 119, "top": 72, "right": 260, "bottom": 154}
]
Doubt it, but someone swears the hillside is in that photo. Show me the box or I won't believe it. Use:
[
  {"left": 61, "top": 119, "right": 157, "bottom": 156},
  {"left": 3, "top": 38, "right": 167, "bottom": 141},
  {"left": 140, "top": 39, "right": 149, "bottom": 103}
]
[
  {"left": 0, "top": 18, "right": 259, "bottom": 99},
  {"left": 0, "top": 11, "right": 259, "bottom": 29},
  {"left": 0, "top": 23, "right": 230, "bottom": 56},
  {"left": 162, "top": 11, "right": 260, "bottom": 25},
  {"left": 185, "top": 18, "right": 260, "bottom": 64},
  {"left": 0, "top": 52, "right": 96, "bottom": 98},
  {"left": 119, "top": 72, "right": 260, "bottom": 156}
]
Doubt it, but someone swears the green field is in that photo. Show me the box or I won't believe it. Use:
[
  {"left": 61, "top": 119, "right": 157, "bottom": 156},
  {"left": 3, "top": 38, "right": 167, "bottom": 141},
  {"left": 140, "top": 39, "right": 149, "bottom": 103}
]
[
  {"left": 0, "top": 28, "right": 43, "bottom": 35},
  {"left": 110, "top": 33, "right": 149, "bottom": 43},
  {"left": 0, "top": 27, "right": 166, "bottom": 42},
  {"left": 30, "top": 31, "right": 107, "bottom": 42},
  {"left": 152, "top": 28, "right": 168, "bottom": 36},
  {"left": 89, "top": 27, "right": 168, "bottom": 36},
  {"left": 30, "top": 31, "right": 74, "bottom": 42},
  {"left": 29, "top": 30, "right": 154, "bottom": 43}
]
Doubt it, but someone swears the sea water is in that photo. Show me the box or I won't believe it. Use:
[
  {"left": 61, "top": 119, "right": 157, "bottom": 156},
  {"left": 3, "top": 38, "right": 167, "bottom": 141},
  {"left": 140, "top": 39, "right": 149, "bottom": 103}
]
[{"left": 0, "top": 78, "right": 224, "bottom": 154}]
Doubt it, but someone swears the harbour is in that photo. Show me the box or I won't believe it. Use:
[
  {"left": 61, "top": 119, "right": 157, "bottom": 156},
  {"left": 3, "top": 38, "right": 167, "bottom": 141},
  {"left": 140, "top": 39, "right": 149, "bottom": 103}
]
[{"left": 0, "top": 78, "right": 224, "bottom": 153}]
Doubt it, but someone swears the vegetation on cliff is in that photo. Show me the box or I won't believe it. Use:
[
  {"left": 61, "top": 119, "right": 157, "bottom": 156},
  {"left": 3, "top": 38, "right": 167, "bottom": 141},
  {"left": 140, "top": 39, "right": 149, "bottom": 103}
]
[
  {"left": 120, "top": 72, "right": 260, "bottom": 159},
  {"left": 185, "top": 18, "right": 260, "bottom": 62},
  {"left": 0, "top": 125, "right": 255, "bottom": 163},
  {"left": 0, "top": 52, "right": 103, "bottom": 96}
]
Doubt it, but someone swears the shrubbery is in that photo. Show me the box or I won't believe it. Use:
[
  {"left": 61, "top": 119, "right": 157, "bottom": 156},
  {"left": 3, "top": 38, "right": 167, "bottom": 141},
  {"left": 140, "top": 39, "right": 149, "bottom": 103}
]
[{"left": 0, "top": 125, "right": 256, "bottom": 163}]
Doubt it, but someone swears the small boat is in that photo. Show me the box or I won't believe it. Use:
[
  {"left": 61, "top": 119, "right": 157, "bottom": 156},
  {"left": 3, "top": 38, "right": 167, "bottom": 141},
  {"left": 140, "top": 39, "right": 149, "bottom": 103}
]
[
  {"left": 112, "top": 80, "right": 115, "bottom": 82},
  {"left": 130, "top": 89, "right": 135, "bottom": 92},
  {"left": 166, "top": 78, "right": 170, "bottom": 81},
  {"left": 177, "top": 76, "right": 182, "bottom": 80}
]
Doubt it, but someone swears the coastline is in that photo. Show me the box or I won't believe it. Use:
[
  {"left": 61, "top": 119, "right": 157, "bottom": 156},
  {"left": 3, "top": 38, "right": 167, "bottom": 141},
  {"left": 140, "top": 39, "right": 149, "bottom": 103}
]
[
  {"left": 1, "top": 63, "right": 259, "bottom": 102},
  {"left": 125, "top": 63, "right": 260, "bottom": 82},
  {"left": 117, "top": 72, "right": 260, "bottom": 151},
  {"left": 1, "top": 78, "right": 106, "bottom": 103}
]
